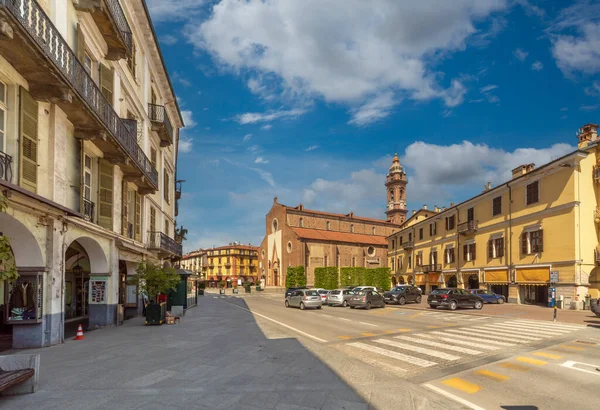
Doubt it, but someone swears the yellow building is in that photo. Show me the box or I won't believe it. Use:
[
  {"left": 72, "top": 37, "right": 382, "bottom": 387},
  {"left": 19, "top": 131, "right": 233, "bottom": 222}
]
[
  {"left": 388, "top": 123, "right": 600, "bottom": 308},
  {"left": 206, "top": 243, "right": 259, "bottom": 288}
]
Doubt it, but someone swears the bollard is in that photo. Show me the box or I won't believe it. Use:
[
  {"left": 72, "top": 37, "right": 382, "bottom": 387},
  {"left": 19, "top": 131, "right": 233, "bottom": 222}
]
[{"left": 553, "top": 305, "right": 557, "bottom": 322}]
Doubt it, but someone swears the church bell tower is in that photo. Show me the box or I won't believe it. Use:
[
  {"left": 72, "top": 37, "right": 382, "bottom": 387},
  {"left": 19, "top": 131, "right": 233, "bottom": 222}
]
[{"left": 385, "top": 153, "right": 408, "bottom": 225}]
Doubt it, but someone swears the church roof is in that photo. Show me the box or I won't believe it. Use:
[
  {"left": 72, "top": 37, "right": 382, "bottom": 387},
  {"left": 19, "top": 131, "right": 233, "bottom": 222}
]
[
  {"left": 290, "top": 227, "right": 389, "bottom": 246},
  {"left": 285, "top": 205, "right": 400, "bottom": 226}
]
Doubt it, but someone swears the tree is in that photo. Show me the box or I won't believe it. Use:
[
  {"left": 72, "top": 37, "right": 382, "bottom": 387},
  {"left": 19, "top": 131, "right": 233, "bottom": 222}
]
[
  {"left": 127, "top": 262, "right": 180, "bottom": 303},
  {"left": 175, "top": 226, "right": 188, "bottom": 244},
  {"left": 0, "top": 192, "right": 17, "bottom": 282}
]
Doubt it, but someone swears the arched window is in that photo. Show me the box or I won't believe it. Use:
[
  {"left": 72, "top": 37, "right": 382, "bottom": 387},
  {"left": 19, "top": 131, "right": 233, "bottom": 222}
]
[
  {"left": 389, "top": 189, "right": 394, "bottom": 201},
  {"left": 350, "top": 224, "right": 354, "bottom": 233},
  {"left": 299, "top": 218, "right": 303, "bottom": 227},
  {"left": 326, "top": 221, "right": 331, "bottom": 230},
  {"left": 272, "top": 219, "right": 278, "bottom": 233},
  {"left": 372, "top": 227, "right": 376, "bottom": 235}
]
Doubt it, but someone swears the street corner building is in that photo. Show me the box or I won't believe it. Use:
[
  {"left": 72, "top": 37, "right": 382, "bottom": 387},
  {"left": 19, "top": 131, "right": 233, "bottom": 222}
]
[
  {"left": 202, "top": 243, "right": 259, "bottom": 288},
  {"left": 258, "top": 154, "right": 407, "bottom": 287},
  {"left": 388, "top": 123, "right": 600, "bottom": 309},
  {"left": 0, "top": 0, "right": 185, "bottom": 349}
]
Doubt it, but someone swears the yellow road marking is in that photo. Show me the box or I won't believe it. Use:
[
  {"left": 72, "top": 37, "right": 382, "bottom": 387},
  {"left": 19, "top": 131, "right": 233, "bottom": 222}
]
[
  {"left": 441, "top": 378, "right": 482, "bottom": 394},
  {"left": 427, "top": 325, "right": 442, "bottom": 329},
  {"left": 383, "top": 330, "right": 397, "bottom": 334},
  {"left": 409, "top": 311, "right": 426, "bottom": 318},
  {"left": 515, "top": 356, "right": 547, "bottom": 366},
  {"left": 338, "top": 335, "right": 354, "bottom": 340},
  {"left": 474, "top": 369, "right": 509, "bottom": 382},
  {"left": 397, "top": 328, "right": 412, "bottom": 332},
  {"left": 533, "top": 352, "right": 563, "bottom": 360},
  {"left": 559, "top": 345, "right": 585, "bottom": 351},
  {"left": 361, "top": 332, "right": 377, "bottom": 337},
  {"left": 498, "top": 362, "right": 531, "bottom": 372}
]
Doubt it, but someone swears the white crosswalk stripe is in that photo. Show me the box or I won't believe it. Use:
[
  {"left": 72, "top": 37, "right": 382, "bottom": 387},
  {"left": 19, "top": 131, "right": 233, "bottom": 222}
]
[
  {"left": 420, "top": 311, "right": 490, "bottom": 322},
  {"left": 508, "top": 320, "right": 584, "bottom": 330},
  {"left": 423, "top": 332, "right": 501, "bottom": 350},
  {"left": 471, "top": 325, "right": 545, "bottom": 341},
  {"left": 348, "top": 342, "right": 437, "bottom": 367},
  {"left": 492, "top": 323, "right": 563, "bottom": 336},
  {"left": 444, "top": 327, "right": 538, "bottom": 342},
  {"left": 373, "top": 339, "right": 461, "bottom": 361},
  {"left": 439, "top": 330, "right": 516, "bottom": 346},
  {"left": 394, "top": 335, "right": 483, "bottom": 355}
]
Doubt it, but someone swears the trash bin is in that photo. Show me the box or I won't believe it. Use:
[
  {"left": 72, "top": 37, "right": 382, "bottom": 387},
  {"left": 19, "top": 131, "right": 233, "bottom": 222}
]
[{"left": 585, "top": 295, "right": 591, "bottom": 310}]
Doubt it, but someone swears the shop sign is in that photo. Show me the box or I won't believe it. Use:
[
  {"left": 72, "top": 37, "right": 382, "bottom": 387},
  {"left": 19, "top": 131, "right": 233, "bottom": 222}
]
[
  {"left": 550, "top": 270, "right": 559, "bottom": 283},
  {"left": 90, "top": 280, "right": 107, "bottom": 304}
]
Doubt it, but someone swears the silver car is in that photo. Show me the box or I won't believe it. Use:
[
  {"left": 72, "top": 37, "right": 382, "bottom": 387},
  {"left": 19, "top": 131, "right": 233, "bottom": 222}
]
[
  {"left": 327, "top": 289, "right": 354, "bottom": 307},
  {"left": 285, "top": 289, "right": 322, "bottom": 310}
]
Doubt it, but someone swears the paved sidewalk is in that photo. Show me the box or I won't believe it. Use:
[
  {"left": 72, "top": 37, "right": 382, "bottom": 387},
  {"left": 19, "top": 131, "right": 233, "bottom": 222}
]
[{"left": 2, "top": 296, "right": 459, "bottom": 410}]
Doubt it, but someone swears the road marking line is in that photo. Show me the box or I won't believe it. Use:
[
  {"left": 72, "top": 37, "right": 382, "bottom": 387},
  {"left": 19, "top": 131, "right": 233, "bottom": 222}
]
[
  {"left": 338, "top": 336, "right": 355, "bottom": 340},
  {"left": 359, "top": 322, "right": 379, "bottom": 327},
  {"left": 395, "top": 335, "right": 482, "bottom": 355},
  {"left": 559, "top": 345, "right": 585, "bottom": 351},
  {"left": 505, "top": 322, "right": 577, "bottom": 333},
  {"left": 474, "top": 369, "right": 509, "bottom": 382},
  {"left": 221, "top": 300, "right": 328, "bottom": 343},
  {"left": 422, "top": 384, "right": 486, "bottom": 410},
  {"left": 409, "top": 311, "right": 427, "bottom": 318},
  {"left": 397, "top": 328, "right": 412, "bottom": 332},
  {"left": 321, "top": 314, "right": 333, "bottom": 318},
  {"left": 490, "top": 323, "right": 562, "bottom": 336},
  {"left": 498, "top": 362, "right": 531, "bottom": 372},
  {"left": 361, "top": 332, "right": 377, "bottom": 337},
  {"left": 441, "top": 378, "right": 482, "bottom": 394},
  {"left": 515, "top": 356, "right": 547, "bottom": 366},
  {"left": 427, "top": 325, "right": 442, "bottom": 329},
  {"left": 373, "top": 339, "right": 461, "bottom": 361},
  {"left": 339, "top": 318, "right": 351, "bottom": 322},
  {"left": 348, "top": 342, "right": 437, "bottom": 367},
  {"left": 441, "top": 330, "right": 516, "bottom": 346},
  {"left": 419, "top": 333, "right": 499, "bottom": 350},
  {"left": 383, "top": 330, "right": 398, "bottom": 334},
  {"left": 464, "top": 316, "right": 490, "bottom": 321},
  {"left": 534, "top": 352, "right": 563, "bottom": 359},
  {"left": 457, "top": 326, "right": 541, "bottom": 342},
  {"left": 474, "top": 325, "right": 545, "bottom": 340},
  {"left": 561, "top": 360, "right": 600, "bottom": 376},
  {"left": 510, "top": 320, "right": 584, "bottom": 330}
]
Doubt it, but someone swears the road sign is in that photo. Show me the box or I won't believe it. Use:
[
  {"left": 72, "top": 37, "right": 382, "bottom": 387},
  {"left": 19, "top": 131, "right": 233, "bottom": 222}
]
[{"left": 550, "top": 270, "right": 559, "bottom": 283}]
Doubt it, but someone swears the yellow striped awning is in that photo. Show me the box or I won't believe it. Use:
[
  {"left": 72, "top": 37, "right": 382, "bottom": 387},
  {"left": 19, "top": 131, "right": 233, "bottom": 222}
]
[
  {"left": 516, "top": 267, "right": 549, "bottom": 283},
  {"left": 485, "top": 270, "right": 509, "bottom": 283}
]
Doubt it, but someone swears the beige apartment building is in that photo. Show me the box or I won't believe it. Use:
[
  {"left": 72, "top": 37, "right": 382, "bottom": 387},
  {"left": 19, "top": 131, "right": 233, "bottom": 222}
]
[{"left": 0, "top": 0, "right": 184, "bottom": 349}]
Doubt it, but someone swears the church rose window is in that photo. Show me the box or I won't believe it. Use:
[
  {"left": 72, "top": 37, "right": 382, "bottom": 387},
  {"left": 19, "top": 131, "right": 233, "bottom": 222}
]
[{"left": 367, "top": 246, "right": 376, "bottom": 257}]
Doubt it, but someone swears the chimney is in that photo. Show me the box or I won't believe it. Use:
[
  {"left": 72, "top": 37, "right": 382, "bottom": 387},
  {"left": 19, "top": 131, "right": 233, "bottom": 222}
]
[
  {"left": 484, "top": 181, "right": 492, "bottom": 191},
  {"left": 511, "top": 163, "right": 535, "bottom": 179},
  {"left": 577, "top": 124, "right": 599, "bottom": 148},
  {"left": 297, "top": 203, "right": 304, "bottom": 210},
  {"left": 273, "top": 196, "right": 278, "bottom": 204},
  {"left": 450, "top": 202, "right": 455, "bottom": 207},
  {"left": 434, "top": 206, "right": 440, "bottom": 212},
  {"left": 442, "top": 207, "right": 447, "bottom": 211},
  {"left": 423, "top": 205, "right": 427, "bottom": 210}
]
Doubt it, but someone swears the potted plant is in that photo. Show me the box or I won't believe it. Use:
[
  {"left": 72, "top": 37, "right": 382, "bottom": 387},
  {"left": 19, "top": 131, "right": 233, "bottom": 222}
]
[
  {"left": 233, "top": 284, "right": 239, "bottom": 294},
  {"left": 244, "top": 283, "right": 251, "bottom": 294},
  {"left": 128, "top": 262, "right": 181, "bottom": 325},
  {"left": 219, "top": 280, "right": 226, "bottom": 294}
]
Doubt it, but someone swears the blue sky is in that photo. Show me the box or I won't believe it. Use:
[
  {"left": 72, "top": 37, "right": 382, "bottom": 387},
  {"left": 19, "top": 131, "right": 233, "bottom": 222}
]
[{"left": 145, "top": 0, "right": 600, "bottom": 252}]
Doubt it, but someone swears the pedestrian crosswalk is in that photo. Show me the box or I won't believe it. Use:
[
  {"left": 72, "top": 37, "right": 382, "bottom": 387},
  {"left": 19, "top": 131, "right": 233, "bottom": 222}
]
[
  {"left": 338, "top": 319, "right": 585, "bottom": 376},
  {"left": 418, "top": 311, "right": 491, "bottom": 322}
]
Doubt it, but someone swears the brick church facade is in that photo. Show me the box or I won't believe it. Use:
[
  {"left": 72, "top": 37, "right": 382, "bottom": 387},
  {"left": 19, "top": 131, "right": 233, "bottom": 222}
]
[{"left": 258, "top": 154, "right": 407, "bottom": 287}]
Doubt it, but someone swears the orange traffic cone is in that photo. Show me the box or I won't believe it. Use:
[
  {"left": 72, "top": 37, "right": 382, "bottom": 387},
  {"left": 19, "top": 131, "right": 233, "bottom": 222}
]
[{"left": 74, "top": 324, "right": 85, "bottom": 340}]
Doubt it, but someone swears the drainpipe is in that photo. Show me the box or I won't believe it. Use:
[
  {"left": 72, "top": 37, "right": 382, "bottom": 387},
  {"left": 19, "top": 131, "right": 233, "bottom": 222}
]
[{"left": 454, "top": 205, "right": 460, "bottom": 288}]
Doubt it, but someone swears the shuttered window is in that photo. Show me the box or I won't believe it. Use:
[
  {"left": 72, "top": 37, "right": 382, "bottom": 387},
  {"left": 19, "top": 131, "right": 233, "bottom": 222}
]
[
  {"left": 445, "top": 247, "right": 455, "bottom": 263},
  {"left": 445, "top": 215, "right": 456, "bottom": 231},
  {"left": 100, "top": 64, "right": 113, "bottom": 105},
  {"left": 127, "top": 40, "right": 136, "bottom": 77},
  {"left": 98, "top": 160, "right": 114, "bottom": 230},
  {"left": 463, "top": 243, "right": 476, "bottom": 261},
  {"left": 419, "top": 228, "right": 423, "bottom": 240},
  {"left": 150, "top": 147, "right": 157, "bottom": 168},
  {"left": 521, "top": 230, "right": 543, "bottom": 255},
  {"left": 492, "top": 196, "right": 502, "bottom": 216},
  {"left": 19, "top": 88, "right": 38, "bottom": 192},
  {"left": 467, "top": 207, "right": 474, "bottom": 222},
  {"left": 121, "top": 182, "right": 128, "bottom": 236},
  {"left": 526, "top": 181, "right": 539, "bottom": 205},
  {"left": 163, "top": 169, "right": 170, "bottom": 203},
  {"left": 135, "top": 192, "right": 141, "bottom": 242},
  {"left": 429, "top": 222, "right": 437, "bottom": 236},
  {"left": 150, "top": 206, "right": 156, "bottom": 232}
]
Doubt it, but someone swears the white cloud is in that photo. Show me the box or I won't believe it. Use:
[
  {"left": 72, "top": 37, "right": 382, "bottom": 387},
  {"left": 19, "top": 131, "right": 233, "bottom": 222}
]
[
  {"left": 305, "top": 145, "right": 320, "bottom": 151},
  {"left": 248, "top": 145, "right": 262, "bottom": 153},
  {"left": 513, "top": 48, "right": 529, "bottom": 61},
  {"left": 580, "top": 104, "right": 600, "bottom": 111},
  {"left": 173, "top": 72, "right": 192, "bottom": 87},
  {"left": 550, "top": 2, "right": 600, "bottom": 75},
  {"left": 348, "top": 92, "right": 396, "bottom": 126},
  {"left": 190, "top": 0, "right": 508, "bottom": 124},
  {"left": 251, "top": 168, "right": 275, "bottom": 187},
  {"left": 480, "top": 84, "right": 498, "bottom": 93},
  {"left": 243, "top": 134, "right": 252, "bottom": 142},
  {"left": 254, "top": 156, "right": 269, "bottom": 164},
  {"left": 261, "top": 124, "right": 272, "bottom": 131},
  {"left": 400, "top": 140, "right": 575, "bottom": 204},
  {"left": 531, "top": 61, "right": 544, "bottom": 71},
  {"left": 160, "top": 34, "right": 178, "bottom": 46},
  {"left": 235, "top": 108, "right": 306, "bottom": 124},
  {"left": 181, "top": 110, "right": 197, "bottom": 128},
  {"left": 515, "top": 0, "right": 545, "bottom": 18},
  {"left": 585, "top": 81, "right": 600, "bottom": 96},
  {"left": 179, "top": 138, "right": 193, "bottom": 153},
  {"left": 146, "top": 0, "right": 206, "bottom": 23},
  {"left": 560, "top": 107, "right": 568, "bottom": 111}
]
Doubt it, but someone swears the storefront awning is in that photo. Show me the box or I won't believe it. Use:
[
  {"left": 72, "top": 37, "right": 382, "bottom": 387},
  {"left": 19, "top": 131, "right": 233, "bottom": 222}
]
[
  {"left": 485, "top": 270, "right": 509, "bottom": 283},
  {"left": 516, "top": 267, "right": 549, "bottom": 283},
  {"left": 415, "top": 274, "right": 425, "bottom": 284}
]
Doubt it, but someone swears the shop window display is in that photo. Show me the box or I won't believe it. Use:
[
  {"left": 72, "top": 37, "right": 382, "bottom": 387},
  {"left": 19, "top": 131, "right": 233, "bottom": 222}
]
[{"left": 7, "top": 274, "right": 43, "bottom": 323}]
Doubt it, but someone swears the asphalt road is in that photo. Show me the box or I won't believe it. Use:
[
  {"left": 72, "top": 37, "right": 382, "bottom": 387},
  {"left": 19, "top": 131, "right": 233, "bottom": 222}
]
[{"left": 218, "top": 292, "right": 600, "bottom": 409}]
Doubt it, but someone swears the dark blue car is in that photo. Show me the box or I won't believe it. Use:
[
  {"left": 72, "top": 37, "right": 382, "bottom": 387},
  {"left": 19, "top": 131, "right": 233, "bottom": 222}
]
[{"left": 469, "top": 289, "right": 506, "bottom": 304}]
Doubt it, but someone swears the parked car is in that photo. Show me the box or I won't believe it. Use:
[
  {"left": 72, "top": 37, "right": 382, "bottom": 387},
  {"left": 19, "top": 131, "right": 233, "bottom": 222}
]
[
  {"left": 383, "top": 285, "right": 422, "bottom": 305},
  {"left": 469, "top": 289, "right": 506, "bottom": 304},
  {"left": 348, "top": 290, "right": 386, "bottom": 310},
  {"left": 343, "top": 285, "right": 357, "bottom": 290},
  {"left": 353, "top": 286, "right": 378, "bottom": 293},
  {"left": 285, "top": 289, "right": 322, "bottom": 310},
  {"left": 327, "top": 289, "right": 354, "bottom": 307},
  {"left": 428, "top": 288, "right": 484, "bottom": 310},
  {"left": 310, "top": 288, "right": 331, "bottom": 303},
  {"left": 285, "top": 286, "right": 308, "bottom": 298}
]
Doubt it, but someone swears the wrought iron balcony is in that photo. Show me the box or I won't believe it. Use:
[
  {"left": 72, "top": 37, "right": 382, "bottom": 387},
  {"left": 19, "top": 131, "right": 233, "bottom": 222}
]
[
  {"left": 147, "top": 231, "right": 182, "bottom": 258},
  {"left": 0, "top": 0, "right": 157, "bottom": 191},
  {"left": 458, "top": 220, "right": 478, "bottom": 235},
  {"left": 402, "top": 241, "right": 414, "bottom": 250},
  {"left": 82, "top": 199, "right": 95, "bottom": 222},
  {"left": 0, "top": 150, "right": 13, "bottom": 183},
  {"left": 595, "top": 207, "right": 600, "bottom": 224},
  {"left": 594, "top": 165, "right": 600, "bottom": 182},
  {"left": 422, "top": 264, "right": 442, "bottom": 273},
  {"left": 73, "top": 0, "right": 132, "bottom": 60},
  {"left": 148, "top": 104, "right": 173, "bottom": 147},
  {"left": 414, "top": 265, "right": 424, "bottom": 273}
]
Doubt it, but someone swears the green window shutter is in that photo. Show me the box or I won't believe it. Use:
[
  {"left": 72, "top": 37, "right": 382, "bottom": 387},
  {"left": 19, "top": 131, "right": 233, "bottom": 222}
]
[
  {"left": 135, "top": 191, "right": 141, "bottom": 242},
  {"left": 98, "top": 159, "right": 114, "bottom": 230},
  {"left": 19, "top": 87, "right": 38, "bottom": 193},
  {"left": 121, "top": 181, "right": 128, "bottom": 236},
  {"left": 100, "top": 64, "right": 113, "bottom": 105}
]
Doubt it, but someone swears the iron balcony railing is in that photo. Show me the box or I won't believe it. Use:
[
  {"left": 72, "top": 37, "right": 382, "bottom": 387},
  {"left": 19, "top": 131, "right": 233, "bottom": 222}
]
[
  {"left": 0, "top": 150, "right": 13, "bottom": 183},
  {"left": 594, "top": 165, "right": 600, "bottom": 181},
  {"left": 414, "top": 265, "right": 424, "bottom": 273},
  {"left": 596, "top": 248, "right": 600, "bottom": 264},
  {"left": 458, "top": 220, "right": 478, "bottom": 234},
  {"left": 82, "top": 199, "right": 95, "bottom": 222},
  {"left": 148, "top": 104, "right": 173, "bottom": 146},
  {"left": 104, "top": 0, "right": 132, "bottom": 55},
  {"left": 401, "top": 241, "right": 414, "bottom": 250},
  {"left": 147, "top": 231, "right": 182, "bottom": 258},
  {"left": 422, "top": 264, "right": 442, "bottom": 273},
  {"left": 0, "top": 0, "right": 157, "bottom": 188}
]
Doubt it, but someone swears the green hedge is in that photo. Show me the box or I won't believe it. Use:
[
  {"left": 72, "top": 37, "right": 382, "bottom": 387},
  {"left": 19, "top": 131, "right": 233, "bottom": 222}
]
[
  {"left": 286, "top": 266, "right": 306, "bottom": 288},
  {"left": 314, "top": 267, "right": 339, "bottom": 289},
  {"left": 339, "top": 267, "right": 392, "bottom": 291}
]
